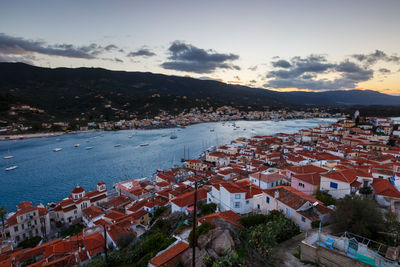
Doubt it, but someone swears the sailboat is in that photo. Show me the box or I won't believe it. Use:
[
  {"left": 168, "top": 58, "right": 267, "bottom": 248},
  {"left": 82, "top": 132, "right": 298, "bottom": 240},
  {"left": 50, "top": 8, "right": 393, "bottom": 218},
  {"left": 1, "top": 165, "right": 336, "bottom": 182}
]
[
  {"left": 53, "top": 148, "right": 63, "bottom": 152},
  {"left": 3, "top": 149, "right": 14, "bottom": 159},
  {"left": 5, "top": 165, "right": 17, "bottom": 171},
  {"left": 170, "top": 132, "right": 177, "bottom": 139},
  {"left": 4, "top": 153, "right": 17, "bottom": 171}
]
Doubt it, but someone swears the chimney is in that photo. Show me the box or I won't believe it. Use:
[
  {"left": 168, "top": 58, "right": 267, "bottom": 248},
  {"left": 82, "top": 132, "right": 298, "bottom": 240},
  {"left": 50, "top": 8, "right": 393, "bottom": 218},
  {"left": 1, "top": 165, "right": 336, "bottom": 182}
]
[{"left": 274, "top": 190, "right": 279, "bottom": 199}]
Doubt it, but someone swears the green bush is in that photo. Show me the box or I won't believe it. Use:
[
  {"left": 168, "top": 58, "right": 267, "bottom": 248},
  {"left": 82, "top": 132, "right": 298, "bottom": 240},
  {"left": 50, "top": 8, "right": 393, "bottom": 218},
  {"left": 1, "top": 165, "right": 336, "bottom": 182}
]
[
  {"left": 60, "top": 223, "right": 84, "bottom": 238},
  {"left": 153, "top": 206, "right": 168, "bottom": 219},
  {"left": 240, "top": 213, "right": 268, "bottom": 228},
  {"left": 311, "top": 220, "right": 321, "bottom": 229},
  {"left": 200, "top": 203, "right": 217, "bottom": 216},
  {"left": 315, "top": 190, "right": 336, "bottom": 206},
  {"left": 18, "top": 236, "right": 42, "bottom": 249}
]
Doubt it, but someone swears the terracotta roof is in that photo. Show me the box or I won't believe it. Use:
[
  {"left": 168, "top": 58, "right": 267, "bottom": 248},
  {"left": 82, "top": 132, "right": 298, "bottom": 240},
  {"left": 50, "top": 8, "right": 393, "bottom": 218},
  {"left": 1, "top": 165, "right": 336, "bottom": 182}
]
[
  {"left": 264, "top": 186, "right": 330, "bottom": 216},
  {"left": 286, "top": 164, "right": 328, "bottom": 175},
  {"left": 322, "top": 169, "right": 370, "bottom": 183},
  {"left": 83, "top": 233, "right": 105, "bottom": 257},
  {"left": 82, "top": 206, "right": 104, "bottom": 220},
  {"left": 292, "top": 173, "right": 321, "bottom": 186},
  {"left": 72, "top": 186, "right": 85, "bottom": 194},
  {"left": 149, "top": 241, "right": 189, "bottom": 267},
  {"left": 372, "top": 178, "right": 400, "bottom": 198},
  {"left": 171, "top": 187, "right": 208, "bottom": 208}
]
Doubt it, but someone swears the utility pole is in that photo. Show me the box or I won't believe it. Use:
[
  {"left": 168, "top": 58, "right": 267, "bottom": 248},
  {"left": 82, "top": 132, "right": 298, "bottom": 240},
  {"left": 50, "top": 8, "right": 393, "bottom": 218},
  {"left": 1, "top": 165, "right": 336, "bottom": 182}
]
[
  {"left": 192, "top": 181, "right": 198, "bottom": 267},
  {"left": 103, "top": 225, "right": 108, "bottom": 266}
]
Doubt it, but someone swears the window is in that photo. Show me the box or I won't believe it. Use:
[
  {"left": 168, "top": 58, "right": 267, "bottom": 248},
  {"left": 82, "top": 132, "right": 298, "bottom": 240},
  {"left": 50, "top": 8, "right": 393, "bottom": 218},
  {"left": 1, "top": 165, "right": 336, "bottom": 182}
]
[
  {"left": 299, "top": 182, "right": 305, "bottom": 188},
  {"left": 33, "top": 212, "right": 36, "bottom": 216},
  {"left": 246, "top": 200, "right": 249, "bottom": 204},
  {"left": 14, "top": 226, "right": 18, "bottom": 232},
  {"left": 21, "top": 224, "right": 24, "bottom": 230},
  {"left": 266, "top": 196, "right": 270, "bottom": 204},
  {"left": 257, "top": 204, "right": 260, "bottom": 209},
  {"left": 285, "top": 208, "right": 291, "bottom": 216},
  {"left": 301, "top": 216, "right": 306, "bottom": 222},
  {"left": 234, "top": 202, "right": 240, "bottom": 208},
  {"left": 330, "top": 182, "right": 338, "bottom": 189},
  {"left": 235, "top": 194, "right": 241, "bottom": 199}
]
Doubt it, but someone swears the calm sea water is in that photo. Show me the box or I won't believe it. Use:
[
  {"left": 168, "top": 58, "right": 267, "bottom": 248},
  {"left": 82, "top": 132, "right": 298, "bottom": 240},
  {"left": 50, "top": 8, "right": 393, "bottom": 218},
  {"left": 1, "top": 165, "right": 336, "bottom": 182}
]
[{"left": 1, "top": 118, "right": 338, "bottom": 211}]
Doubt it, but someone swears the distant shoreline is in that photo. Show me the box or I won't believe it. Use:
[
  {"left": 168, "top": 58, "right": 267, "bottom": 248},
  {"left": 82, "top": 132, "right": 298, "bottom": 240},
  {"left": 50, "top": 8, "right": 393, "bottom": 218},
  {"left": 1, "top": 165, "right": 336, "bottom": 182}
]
[{"left": 0, "top": 117, "right": 339, "bottom": 141}]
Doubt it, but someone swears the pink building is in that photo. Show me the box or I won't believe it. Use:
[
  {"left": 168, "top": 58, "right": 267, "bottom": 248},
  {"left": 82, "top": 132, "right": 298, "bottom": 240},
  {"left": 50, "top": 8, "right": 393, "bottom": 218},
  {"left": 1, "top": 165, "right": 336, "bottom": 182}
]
[{"left": 291, "top": 173, "right": 321, "bottom": 195}]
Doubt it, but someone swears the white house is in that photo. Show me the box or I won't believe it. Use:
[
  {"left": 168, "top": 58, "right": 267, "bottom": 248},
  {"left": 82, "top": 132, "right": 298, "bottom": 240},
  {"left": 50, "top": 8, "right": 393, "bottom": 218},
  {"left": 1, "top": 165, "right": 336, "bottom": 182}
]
[
  {"left": 253, "top": 186, "right": 331, "bottom": 230},
  {"left": 249, "top": 170, "right": 286, "bottom": 190},
  {"left": 207, "top": 180, "right": 262, "bottom": 215},
  {"left": 320, "top": 169, "right": 373, "bottom": 199}
]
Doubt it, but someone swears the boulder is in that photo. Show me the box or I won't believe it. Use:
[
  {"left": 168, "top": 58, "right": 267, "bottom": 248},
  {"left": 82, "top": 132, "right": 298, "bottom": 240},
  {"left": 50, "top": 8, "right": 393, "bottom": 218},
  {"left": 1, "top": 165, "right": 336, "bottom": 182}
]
[{"left": 211, "top": 229, "right": 234, "bottom": 256}]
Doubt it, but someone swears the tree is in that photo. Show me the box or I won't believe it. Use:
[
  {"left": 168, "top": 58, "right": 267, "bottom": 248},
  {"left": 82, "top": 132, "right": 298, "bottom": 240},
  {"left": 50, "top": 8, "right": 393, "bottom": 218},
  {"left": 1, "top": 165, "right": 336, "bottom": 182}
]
[
  {"left": 331, "top": 195, "right": 384, "bottom": 239},
  {"left": 315, "top": 190, "right": 336, "bottom": 206},
  {"left": 200, "top": 203, "right": 217, "bottom": 216},
  {"left": 0, "top": 206, "right": 7, "bottom": 237}
]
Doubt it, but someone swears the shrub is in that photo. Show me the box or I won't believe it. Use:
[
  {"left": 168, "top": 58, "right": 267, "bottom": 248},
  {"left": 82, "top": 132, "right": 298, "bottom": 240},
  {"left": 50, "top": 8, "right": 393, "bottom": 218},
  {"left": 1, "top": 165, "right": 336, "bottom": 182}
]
[
  {"left": 153, "top": 206, "right": 168, "bottom": 219},
  {"left": 200, "top": 203, "right": 217, "bottom": 216},
  {"left": 115, "top": 232, "right": 136, "bottom": 249},
  {"left": 315, "top": 190, "right": 336, "bottom": 206},
  {"left": 60, "top": 223, "right": 84, "bottom": 238},
  {"left": 311, "top": 220, "right": 321, "bottom": 229},
  {"left": 240, "top": 213, "right": 268, "bottom": 228},
  {"left": 18, "top": 236, "right": 41, "bottom": 249}
]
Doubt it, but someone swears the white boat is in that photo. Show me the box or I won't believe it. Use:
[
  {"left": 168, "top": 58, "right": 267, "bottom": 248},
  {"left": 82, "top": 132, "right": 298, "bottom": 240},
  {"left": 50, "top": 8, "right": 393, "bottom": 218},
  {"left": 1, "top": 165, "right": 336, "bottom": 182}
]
[
  {"left": 140, "top": 143, "right": 149, "bottom": 147},
  {"left": 5, "top": 165, "right": 18, "bottom": 171},
  {"left": 85, "top": 146, "right": 93, "bottom": 150},
  {"left": 3, "top": 155, "right": 14, "bottom": 159},
  {"left": 170, "top": 133, "right": 177, "bottom": 139},
  {"left": 128, "top": 135, "right": 133, "bottom": 138},
  {"left": 74, "top": 144, "right": 80, "bottom": 147},
  {"left": 53, "top": 148, "right": 63, "bottom": 152},
  {"left": 114, "top": 144, "right": 121, "bottom": 147}
]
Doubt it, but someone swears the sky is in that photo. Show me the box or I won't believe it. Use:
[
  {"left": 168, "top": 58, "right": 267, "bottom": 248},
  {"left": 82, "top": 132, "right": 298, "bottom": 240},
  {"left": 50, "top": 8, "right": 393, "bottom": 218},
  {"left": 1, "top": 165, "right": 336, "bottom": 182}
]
[{"left": 1, "top": 0, "right": 400, "bottom": 95}]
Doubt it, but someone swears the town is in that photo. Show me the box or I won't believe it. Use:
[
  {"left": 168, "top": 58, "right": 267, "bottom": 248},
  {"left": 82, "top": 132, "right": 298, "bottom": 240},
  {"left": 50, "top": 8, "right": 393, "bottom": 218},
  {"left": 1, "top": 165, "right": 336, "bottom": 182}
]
[
  {"left": 0, "top": 105, "right": 339, "bottom": 140},
  {"left": 1, "top": 114, "right": 400, "bottom": 267}
]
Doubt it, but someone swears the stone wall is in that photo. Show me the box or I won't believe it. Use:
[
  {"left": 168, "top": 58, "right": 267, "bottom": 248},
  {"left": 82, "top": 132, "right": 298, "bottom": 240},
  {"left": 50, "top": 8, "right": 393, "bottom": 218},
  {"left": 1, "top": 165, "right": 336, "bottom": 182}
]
[{"left": 300, "top": 242, "right": 371, "bottom": 267}]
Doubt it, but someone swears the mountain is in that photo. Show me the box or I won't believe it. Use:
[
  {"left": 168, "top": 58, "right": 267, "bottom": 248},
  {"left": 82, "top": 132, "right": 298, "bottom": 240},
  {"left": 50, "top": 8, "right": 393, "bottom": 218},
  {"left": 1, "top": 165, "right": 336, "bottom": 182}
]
[{"left": 0, "top": 63, "right": 399, "bottom": 122}]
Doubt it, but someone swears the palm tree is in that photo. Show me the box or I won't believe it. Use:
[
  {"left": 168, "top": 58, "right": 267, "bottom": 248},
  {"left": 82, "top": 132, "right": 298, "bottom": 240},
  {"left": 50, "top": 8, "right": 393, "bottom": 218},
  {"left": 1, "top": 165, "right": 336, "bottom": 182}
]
[{"left": 0, "top": 206, "right": 7, "bottom": 237}]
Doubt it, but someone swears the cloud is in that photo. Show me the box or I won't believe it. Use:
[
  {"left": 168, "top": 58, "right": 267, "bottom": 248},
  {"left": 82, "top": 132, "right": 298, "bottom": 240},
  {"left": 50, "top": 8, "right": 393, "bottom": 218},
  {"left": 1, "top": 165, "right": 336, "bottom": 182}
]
[
  {"left": 0, "top": 33, "right": 118, "bottom": 59},
  {"left": 127, "top": 48, "right": 156, "bottom": 57},
  {"left": 351, "top": 50, "right": 400, "bottom": 66},
  {"left": 234, "top": 75, "right": 240, "bottom": 80},
  {"left": 114, "top": 58, "right": 123, "bottom": 63},
  {"left": 0, "top": 53, "right": 36, "bottom": 64},
  {"left": 249, "top": 80, "right": 257, "bottom": 83},
  {"left": 271, "top": 59, "right": 291, "bottom": 68},
  {"left": 248, "top": 65, "right": 258, "bottom": 71},
  {"left": 264, "top": 54, "right": 375, "bottom": 91},
  {"left": 161, "top": 41, "right": 240, "bottom": 73},
  {"left": 379, "top": 68, "right": 391, "bottom": 73}
]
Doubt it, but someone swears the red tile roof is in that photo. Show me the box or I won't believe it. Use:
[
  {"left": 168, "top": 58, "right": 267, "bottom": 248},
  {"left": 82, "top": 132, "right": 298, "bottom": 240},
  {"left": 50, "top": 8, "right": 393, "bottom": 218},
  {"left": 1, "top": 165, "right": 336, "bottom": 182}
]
[
  {"left": 292, "top": 173, "right": 321, "bottom": 186},
  {"left": 171, "top": 187, "right": 208, "bottom": 208},
  {"left": 149, "top": 241, "right": 189, "bottom": 267},
  {"left": 72, "top": 186, "right": 85, "bottom": 194},
  {"left": 372, "top": 178, "right": 400, "bottom": 198}
]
